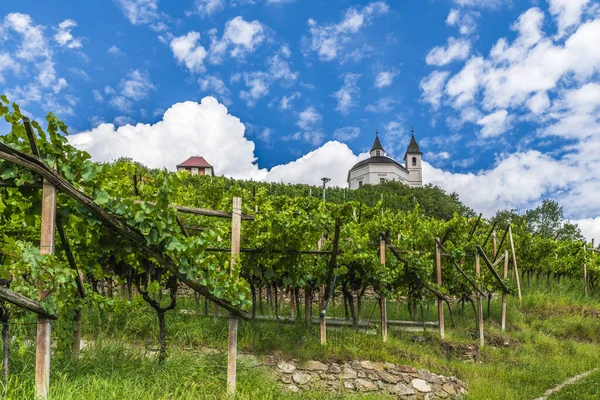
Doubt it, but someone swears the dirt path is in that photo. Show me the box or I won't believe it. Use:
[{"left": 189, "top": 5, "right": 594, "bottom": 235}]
[{"left": 533, "top": 369, "right": 597, "bottom": 400}]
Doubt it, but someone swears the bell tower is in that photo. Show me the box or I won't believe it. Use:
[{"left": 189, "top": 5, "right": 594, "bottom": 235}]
[{"left": 404, "top": 127, "right": 423, "bottom": 187}]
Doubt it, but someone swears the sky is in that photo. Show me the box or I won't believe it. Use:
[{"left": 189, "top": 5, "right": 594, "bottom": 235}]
[{"left": 1, "top": 0, "right": 600, "bottom": 238}]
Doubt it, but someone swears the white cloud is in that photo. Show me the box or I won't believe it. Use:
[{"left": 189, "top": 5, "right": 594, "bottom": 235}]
[
  {"left": 304, "top": 2, "right": 389, "bottom": 61},
  {"left": 209, "top": 16, "right": 265, "bottom": 63},
  {"left": 115, "top": 0, "right": 166, "bottom": 31},
  {"left": 573, "top": 217, "right": 600, "bottom": 242},
  {"left": 108, "top": 45, "right": 125, "bottom": 56},
  {"left": 92, "top": 90, "right": 103, "bottom": 102},
  {"left": 194, "top": 0, "right": 225, "bottom": 17},
  {"left": 267, "top": 54, "right": 298, "bottom": 82},
  {"left": 333, "top": 126, "right": 360, "bottom": 141},
  {"left": 365, "top": 97, "right": 397, "bottom": 113},
  {"left": 4, "top": 13, "right": 50, "bottom": 60},
  {"left": 374, "top": 70, "right": 397, "bottom": 88},
  {"left": 420, "top": 71, "right": 450, "bottom": 110},
  {"left": 549, "top": 0, "right": 591, "bottom": 37},
  {"left": 109, "top": 69, "right": 155, "bottom": 112},
  {"left": 71, "top": 97, "right": 363, "bottom": 187},
  {"left": 333, "top": 73, "right": 360, "bottom": 114},
  {"left": 266, "top": 0, "right": 296, "bottom": 4},
  {"left": 239, "top": 72, "right": 271, "bottom": 106},
  {"left": 279, "top": 92, "right": 301, "bottom": 110},
  {"left": 445, "top": 8, "right": 478, "bottom": 35},
  {"left": 425, "top": 37, "right": 470, "bottom": 66},
  {"left": 170, "top": 32, "right": 207, "bottom": 73},
  {"left": 0, "top": 54, "right": 20, "bottom": 84},
  {"left": 476, "top": 109, "right": 510, "bottom": 137},
  {"left": 297, "top": 106, "right": 322, "bottom": 131},
  {"left": 54, "top": 19, "right": 83, "bottom": 49},
  {"left": 198, "top": 74, "right": 231, "bottom": 104},
  {"left": 453, "top": 0, "right": 511, "bottom": 9}
]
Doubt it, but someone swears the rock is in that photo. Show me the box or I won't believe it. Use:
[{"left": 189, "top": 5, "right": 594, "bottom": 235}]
[
  {"left": 360, "top": 360, "right": 375, "bottom": 370},
  {"left": 442, "top": 383, "right": 456, "bottom": 395},
  {"left": 341, "top": 367, "right": 358, "bottom": 379},
  {"left": 351, "top": 360, "right": 362, "bottom": 370},
  {"left": 397, "top": 365, "right": 418, "bottom": 373},
  {"left": 354, "top": 378, "right": 378, "bottom": 392},
  {"left": 366, "top": 370, "right": 379, "bottom": 381},
  {"left": 357, "top": 370, "right": 366, "bottom": 378},
  {"left": 264, "top": 355, "right": 277, "bottom": 366},
  {"left": 384, "top": 362, "right": 396, "bottom": 369},
  {"left": 277, "top": 360, "right": 297, "bottom": 374},
  {"left": 373, "top": 362, "right": 386, "bottom": 371},
  {"left": 239, "top": 354, "right": 262, "bottom": 367},
  {"left": 299, "top": 360, "right": 328, "bottom": 371},
  {"left": 329, "top": 364, "right": 341, "bottom": 374},
  {"left": 378, "top": 370, "right": 401, "bottom": 384},
  {"left": 292, "top": 371, "right": 312, "bottom": 385},
  {"left": 285, "top": 384, "right": 299, "bottom": 392},
  {"left": 411, "top": 378, "right": 432, "bottom": 393},
  {"left": 281, "top": 375, "right": 292, "bottom": 384},
  {"left": 343, "top": 380, "right": 355, "bottom": 390},
  {"left": 418, "top": 369, "right": 434, "bottom": 381},
  {"left": 389, "top": 382, "right": 416, "bottom": 396}
]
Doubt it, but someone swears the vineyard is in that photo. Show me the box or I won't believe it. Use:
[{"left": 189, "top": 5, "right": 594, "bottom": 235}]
[{"left": 1, "top": 97, "right": 600, "bottom": 399}]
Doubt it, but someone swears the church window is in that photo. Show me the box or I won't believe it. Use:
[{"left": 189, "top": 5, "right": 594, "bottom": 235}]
[
  {"left": 412, "top": 157, "right": 417, "bottom": 166},
  {"left": 380, "top": 178, "right": 386, "bottom": 184},
  {"left": 376, "top": 150, "right": 380, "bottom": 156},
  {"left": 358, "top": 181, "right": 363, "bottom": 187}
]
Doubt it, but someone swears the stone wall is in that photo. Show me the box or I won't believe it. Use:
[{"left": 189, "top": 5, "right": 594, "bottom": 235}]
[{"left": 262, "top": 356, "right": 467, "bottom": 399}]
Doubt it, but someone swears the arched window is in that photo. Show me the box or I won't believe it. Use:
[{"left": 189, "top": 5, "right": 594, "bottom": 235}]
[
  {"left": 376, "top": 150, "right": 380, "bottom": 156},
  {"left": 412, "top": 156, "right": 417, "bottom": 166}
]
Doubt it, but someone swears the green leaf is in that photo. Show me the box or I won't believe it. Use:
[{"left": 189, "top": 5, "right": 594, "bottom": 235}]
[{"left": 94, "top": 190, "right": 110, "bottom": 205}]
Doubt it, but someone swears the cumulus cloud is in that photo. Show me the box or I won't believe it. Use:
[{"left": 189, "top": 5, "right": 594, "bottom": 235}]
[
  {"left": 198, "top": 74, "right": 231, "bottom": 104},
  {"left": 549, "top": 0, "right": 591, "bottom": 37},
  {"left": 420, "top": 71, "right": 450, "bottom": 110},
  {"left": 170, "top": 32, "right": 207, "bottom": 73},
  {"left": 333, "top": 73, "right": 360, "bottom": 114},
  {"left": 476, "top": 109, "right": 510, "bottom": 138},
  {"left": 115, "top": 0, "right": 167, "bottom": 31},
  {"left": 425, "top": 37, "right": 470, "bottom": 66},
  {"left": 365, "top": 97, "right": 397, "bottom": 113},
  {"left": 108, "top": 45, "right": 125, "bottom": 56},
  {"left": 193, "top": 0, "right": 226, "bottom": 17},
  {"left": 109, "top": 69, "right": 155, "bottom": 112},
  {"left": 303, "top": 2, "right": 389, "bottom": 61},
  {"left": 374, "top": 70, "right": 397, "bottom": 88},
  {"left": 54, "top": 19, "right": 83, "bottom": 49},
  {"left": 333, "top": 126, "right": 360, "bottom": 141},
  {"left": 70, "top": 97, "right": 363, "bottom": 187},
  {"left": 279, "top": 92, "right": 301, "bottom": 110},
  {"left": 209, "top": 16, "right": 265, "bottom": 63}
]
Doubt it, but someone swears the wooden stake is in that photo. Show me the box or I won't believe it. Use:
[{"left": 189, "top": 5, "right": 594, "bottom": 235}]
[
  {"left": 36, "top": 178, "right": 56, "bottom": 399},
  {"left": 501, "top": 250, "right": 508, "bottom": 332},
  {"left": 475, "top": 252, "right": 484, "bottom": 347},
  {"left": 380, "top": 237, "right": 387, "bottom": 342},
  {"left": 318, "top": 237, "right": 326, "bottom": 345},
  {"left": 435, "top": 238, "right": 444, "bottom": 339},
  {"left": 227, "top": 197, "right": 241, "bottom": 397},
  {"left": 508, "top": 226, "right": 522, "bottom": 303}
]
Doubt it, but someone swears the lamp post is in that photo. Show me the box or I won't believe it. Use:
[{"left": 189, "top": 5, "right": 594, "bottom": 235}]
[{"left": 321, "top": 177, "right": 330, "bottom": 212}]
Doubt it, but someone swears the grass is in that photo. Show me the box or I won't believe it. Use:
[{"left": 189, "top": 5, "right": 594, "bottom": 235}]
[
  {"left": 548, "top": 369, "right": 600, "bottom": 400},
  {"left": 3, "top": 278, "right": 600, "bottom": 399}
]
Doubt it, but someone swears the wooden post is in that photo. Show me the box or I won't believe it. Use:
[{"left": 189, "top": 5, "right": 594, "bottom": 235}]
[
  {"left": 380, "top": 237, "right": 387, "bottom": 342},
  {"left": 475, "top": 252, "right": 484, "bottom": 347},
  {"left": 227, "top": 197, "right": 241, "bottom": 397},
  {"left": 290, "top": 289, "right": 295, "bottom": 318},
  {"left": 435, "top": 238, "right": 444, "bottom": 339},
  {"left": 318, "top": 237, "right": 326, "bottom": 345},
  {"left": 36, "top": 178, "right": 56, "bottom": 399},
  {"left": 501, "top": 250, "right": 508, "bottom": 332},
  {"left": 508, "top": 226, "right": 522, "bottom": 303}
]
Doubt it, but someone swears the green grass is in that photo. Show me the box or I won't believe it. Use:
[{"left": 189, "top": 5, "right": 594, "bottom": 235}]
[
  {"left": 3, "top": 278, "right": 600, "bottom": 399},
  {"left": 548, "top": 369, "right": 600, "bottom": 400}
]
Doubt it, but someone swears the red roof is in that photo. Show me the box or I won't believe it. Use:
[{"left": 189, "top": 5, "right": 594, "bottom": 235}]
[{"left": 177, "top": 156, "right": 212, "bottom": 168}]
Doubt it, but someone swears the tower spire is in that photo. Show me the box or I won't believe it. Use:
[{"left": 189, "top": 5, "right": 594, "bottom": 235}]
[{"left": 370, "top": 130, "right": 384, "bottom": 156}]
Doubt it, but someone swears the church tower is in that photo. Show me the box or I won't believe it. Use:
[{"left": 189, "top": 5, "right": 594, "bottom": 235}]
[
  {"left": 370, "top": 130, "right": 385, "bottom": 157},
  {"left": 404, "top": 128, "right": 423, "bottom": 187}
]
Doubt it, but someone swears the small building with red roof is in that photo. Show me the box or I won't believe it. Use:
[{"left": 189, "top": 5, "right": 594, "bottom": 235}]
[{"left": 176, "top": 156, "right": 214, "bottom": 176}]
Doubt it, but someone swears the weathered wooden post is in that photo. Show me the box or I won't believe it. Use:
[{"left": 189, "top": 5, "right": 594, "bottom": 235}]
[
  {"left": 227, "top": 197, "right": 241, "bottom": 397},
  {"left": 380, "top": 237, "right": 387, "bottom": 342},
  {"left": 435, "top": 238, "right": 444, "bottom": 339},
  {"left": 501, "top": 250, "right": 509, "bottom": 332},
  {"left": 318, "top": 237, "right": 326, "bottom": 345},
  {"left": 475, "top": 252, "right": 484, "bottom": 347},
  {"left": 508, "top": 225, "right": 522, "bottom": 303},
  {"left": 36, "top": 177, "right": 56, "bottom": 399}
]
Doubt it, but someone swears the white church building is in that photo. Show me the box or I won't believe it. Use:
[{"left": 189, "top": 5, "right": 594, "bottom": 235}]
[{"left": 347, "top": 130, "right": 423, "bottom": 189}]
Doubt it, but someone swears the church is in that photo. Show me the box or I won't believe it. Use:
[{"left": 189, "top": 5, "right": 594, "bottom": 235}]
[{"left": 347, "top": 130, "right": 423, "bottom": 189}]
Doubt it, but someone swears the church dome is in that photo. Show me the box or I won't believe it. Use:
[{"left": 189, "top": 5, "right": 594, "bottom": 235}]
[{"left": 349, "top": 156, "right": 407, "bottom": 172}]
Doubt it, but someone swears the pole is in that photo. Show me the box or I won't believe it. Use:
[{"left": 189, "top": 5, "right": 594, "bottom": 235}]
[
  {"left": 36, "top": 178, "right": 56, "bottom": 399},
  {"left": 501, "top": 250, "right": 508, "bottom": 332},
  {"left": 380, "top": 237, "right": 387, "bottom": 342},
  {"left": 227, "top": 197, "right": 241, "bottom": 397},
  {"left": 318, "top": 237, "right": 326, "bottom": 345},
  {"left": 475, "top": 252, "right": 484, "bottom": 347},
  {"left": 508, "top": 226, "right": 522, "bottom": 303},
  {"left": 435, "top": 238, "right": 444, "bottom": 339}
]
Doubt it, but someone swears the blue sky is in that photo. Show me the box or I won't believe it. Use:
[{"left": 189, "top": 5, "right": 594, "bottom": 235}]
[{"left": 1, "top": 0, "right": 600, "bottom": 237}]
